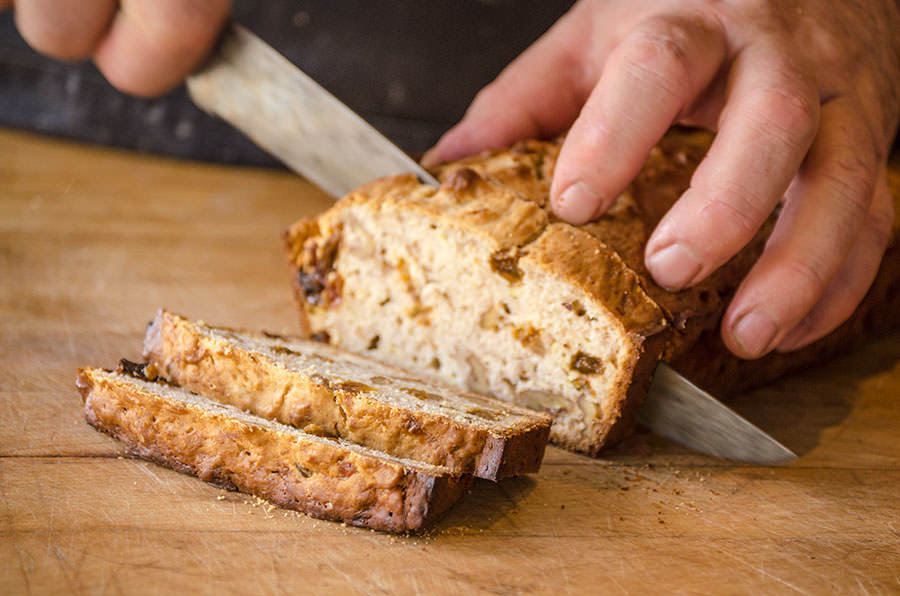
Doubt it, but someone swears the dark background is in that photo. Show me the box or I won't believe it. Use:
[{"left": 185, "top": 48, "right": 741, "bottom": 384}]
[{"left": 0, "top": 1, "right": 575, "bottom": 167}]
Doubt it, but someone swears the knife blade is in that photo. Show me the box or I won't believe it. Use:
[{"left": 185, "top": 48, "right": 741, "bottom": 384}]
[
  {"left": 640, "top": 363, "right": 796, "bottom": 463},
  {"left": 187, "top": 24, "right": 797, "bottom": 464},
  {"left": 187, "top": 24, "right": 438, "bottom": 197}
]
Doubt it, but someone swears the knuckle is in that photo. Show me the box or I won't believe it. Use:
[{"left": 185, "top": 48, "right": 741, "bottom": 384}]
[
  {"left": 818, "top": 153, "right": 876, "bottom": 220},
  {"left": 621, "top": 20, "right": 697, "bottom": 99},
  {"left": 782, "top": 256, "right": 830, "bottom": 294},
  {"left": 631, "top": 19, "right": 693, "bottom": 67},
  {"left": 747, "top": 86, "right": 819, "bottom": 147},
  {"left": 699, "top": 183, "right": 769, "bottom": 240}
]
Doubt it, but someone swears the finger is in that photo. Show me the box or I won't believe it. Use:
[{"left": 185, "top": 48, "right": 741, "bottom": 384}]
[
  {"left": 421, "top": 2, "right": 599, "bottom": 167},
  {"left": 93, "top": 0, "right": 229, "bottom": 97},
  {"left": 14, "top": 0, "right": 117, "bottom": 60},
  {"left": 775, "top": 169, "right": 894, "bottom": 352},
  {"left": 550, "top": 13, "right": 726, "bottom": 224},
  {"left": 644, "top": 42, "right": 820, "bottom": 291},
  {"left": 721, "top": 98, "right": 880, "bottom": 359}
]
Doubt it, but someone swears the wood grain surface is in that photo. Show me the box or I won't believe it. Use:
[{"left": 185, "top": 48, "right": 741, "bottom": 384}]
[{"left": 2, "top": 128, "right": 899, "bottom": 595}]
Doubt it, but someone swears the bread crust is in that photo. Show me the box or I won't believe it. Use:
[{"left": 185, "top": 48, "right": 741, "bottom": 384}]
[
  {"left": 143, "top": 310, "right": 550, "bottom": 480},
  {"left": 77, "top": 367, "right": 471, "bottom": 533}
]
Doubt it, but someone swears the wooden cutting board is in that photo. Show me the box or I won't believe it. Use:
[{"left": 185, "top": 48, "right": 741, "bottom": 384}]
[{"left": 2, "top": 128, "right": 899, "bottom": 594}]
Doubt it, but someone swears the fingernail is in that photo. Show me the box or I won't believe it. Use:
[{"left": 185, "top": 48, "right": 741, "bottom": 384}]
[
  {"left": 732, "top": 310, "right": 779, "bottom": 358},
  {"left": 645, "top": 243, "right": 702, "bottom": 290},
  {"left": 554, "top": 182, "right": 601, "bottom": 224}
]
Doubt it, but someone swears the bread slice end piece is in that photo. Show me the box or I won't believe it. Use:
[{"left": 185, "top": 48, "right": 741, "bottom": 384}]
[{"left": 77, "top": 365, "right": 471, "bottom": 533}]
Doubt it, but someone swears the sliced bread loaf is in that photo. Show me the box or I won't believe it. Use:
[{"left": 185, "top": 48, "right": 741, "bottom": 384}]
[
  {"left": 143, "top": 309, "right": 550, "bottom": 480},
  {"left": 284, "top": 131, "right": 900, "bottom": 454},
  {"left": 77, "top": 364, "right": 471, "bottom": 533},
  {"left": 283, "top": 163, "right": 672, "bottom": 454}
]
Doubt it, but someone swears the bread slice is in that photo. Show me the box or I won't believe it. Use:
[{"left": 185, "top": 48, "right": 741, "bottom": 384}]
[
  {"left": 142, "top": 309, "right": 550, "bottom": 480},
  {"left": 283, "top": 131, "right": 900, "bottom": 454},
  {"left": 77, "top": 364, "right": 472, "bottom": 533}
]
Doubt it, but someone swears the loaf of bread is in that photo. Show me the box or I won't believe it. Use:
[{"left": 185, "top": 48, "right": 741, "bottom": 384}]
[
  {"left": 284, "top": 130, "right": 900, "bottom": 454},
  {"left": 77, "top": 363, "right": 472, "bottom": 533},
  {"left": 143, "top": 309, "right": 550, "bottom": 480}
]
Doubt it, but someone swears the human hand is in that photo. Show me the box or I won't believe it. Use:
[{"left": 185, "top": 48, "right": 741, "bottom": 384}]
[
  {"left": 423, "top": 0, "right": 900, "bottom": 359},
  {"left": 3, "top": 0, "right": 229, "bottom": 96}
]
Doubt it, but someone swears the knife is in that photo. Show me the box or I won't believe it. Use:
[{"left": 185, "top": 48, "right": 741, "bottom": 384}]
[{"left": 187, "top": 24, "right": 796, "bottom": 464}]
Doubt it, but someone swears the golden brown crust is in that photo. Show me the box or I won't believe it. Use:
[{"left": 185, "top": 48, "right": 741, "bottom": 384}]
[
  {"left": 143, "top": 310, "right": 550, "bottom": 480},
  {"left": 432, "top": 139, "right": 558, "bottom": 207},
  {"left": 77, "top": 367, "right": 471, "bottom": 533},
  {"left": 360, "top": 170, "right": 549, "bottom": 251},
  {"left": 522, "top": 224, "right": 667, "bottom": 338},
  {"left": 283, "top": 219, "right": 322, "bottom": 336}
]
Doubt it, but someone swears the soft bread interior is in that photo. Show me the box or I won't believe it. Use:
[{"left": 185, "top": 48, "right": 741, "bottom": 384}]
[
  {"left": 206, "top": 325, "right": 545, "bottom": 432},
  {"left": 305, "top": 202, "right": 644, "bottom": 452}
]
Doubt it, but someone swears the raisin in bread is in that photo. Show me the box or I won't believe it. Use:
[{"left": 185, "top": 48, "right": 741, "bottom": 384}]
[
  {"left": 77, "top": 364, "right": 471, "bottom": 533},
  {"left": 143, "top": 310, "right": 550, "bottom": 480},
  {"left": 284, "top": 130, "right": 900, "bottom": 454}
]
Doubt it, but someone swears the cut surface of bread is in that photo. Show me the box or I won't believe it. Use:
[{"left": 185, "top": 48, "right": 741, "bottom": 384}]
[
  {"left": 77, "top": 365, "right": 471, "bottom": 533},
  {"left": 284, "top": 131, "right": 900, "bottom": 454},
  {"left": 143, "top": 309, "right": 550, "bottom": 480},
  {"left": 284, "top": 170, "right": 668, "bottom": 454}
]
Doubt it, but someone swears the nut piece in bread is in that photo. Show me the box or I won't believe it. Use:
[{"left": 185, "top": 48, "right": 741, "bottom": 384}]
[
  {"left": 77, "top": 365, "right": 472, "bottom": 533},
  {"left": 143, "top": 309, "right": 551, "bottom": 480}
]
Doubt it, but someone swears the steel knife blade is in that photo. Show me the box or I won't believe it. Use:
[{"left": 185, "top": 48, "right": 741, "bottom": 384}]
[
  {"left": 187, "top": 24, "right": 797, "bottom": 464},
  {"left": 640, "top": 363, "right": 795, "bottom": 463},
  {"left": 187, "top": 24, "right": 438, "bottom": 197}
]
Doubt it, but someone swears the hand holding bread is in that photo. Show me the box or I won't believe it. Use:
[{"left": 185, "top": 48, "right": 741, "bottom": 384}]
[{"left": 424, "top": 0, "right": 900, "bottom": 361}]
